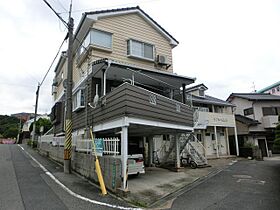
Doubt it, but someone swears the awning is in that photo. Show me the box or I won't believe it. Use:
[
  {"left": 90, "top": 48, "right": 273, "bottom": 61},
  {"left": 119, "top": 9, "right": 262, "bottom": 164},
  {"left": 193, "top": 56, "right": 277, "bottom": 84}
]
[{"left": 91, "top": 59, "right": 195, "bottom": 89}]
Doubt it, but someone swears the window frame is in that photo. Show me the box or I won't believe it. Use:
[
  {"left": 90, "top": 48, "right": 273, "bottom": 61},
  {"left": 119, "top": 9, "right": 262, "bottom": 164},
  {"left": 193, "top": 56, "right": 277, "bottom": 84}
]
[
  {"left": 262, "top": 107, "right": 280, "bottom": 116},
  {"left": 73, "top": 88, "right": 85, "bottom": 111},
  {"left": 127, "top": 39, "right": 155, "bottom": 61},
  {"left": 77, "top": 29, "right": 113, "bottom": 58},
  {"left": 244, "top": 107, "right": 254, "bottom": 116}
]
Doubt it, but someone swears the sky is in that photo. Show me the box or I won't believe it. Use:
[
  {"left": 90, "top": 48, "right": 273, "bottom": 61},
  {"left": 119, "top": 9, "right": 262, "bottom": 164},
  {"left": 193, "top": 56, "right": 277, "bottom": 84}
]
[{"left": 1, "top": 0, "right": 280, "bottom": 115}]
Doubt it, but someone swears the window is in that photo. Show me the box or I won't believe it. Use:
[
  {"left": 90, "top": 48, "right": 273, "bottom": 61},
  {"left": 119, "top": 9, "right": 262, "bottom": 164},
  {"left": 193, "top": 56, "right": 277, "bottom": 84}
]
[
  {"left": 73, "top": 89, "right": 85, "bottom": 111},
  {"left": 262, "top": 107, "right": 280, "bottom": 116},
  {"left": 199, "top": 89, "right": 205, "bottom": 97},
  {"left": 244, "top": 107, "right": 254, "bottom": 116},
  {"left": 127, "top": 39, "right": 154, "bottom": 60},
  {"left": 77, "top": 29, "right": 112, "bottom": 57},
  {"left": 91, "top": 29, "right": 112, "bottom": 49}
]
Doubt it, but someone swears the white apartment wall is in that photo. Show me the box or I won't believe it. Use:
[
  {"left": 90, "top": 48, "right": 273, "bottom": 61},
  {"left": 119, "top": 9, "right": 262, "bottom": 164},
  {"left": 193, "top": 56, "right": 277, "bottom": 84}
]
[
  {"left": 253, "top": 101, "right": 280, "bottom": 121},
  {"left": 230, "top": 97, "right": 253, "bottom": 117}
]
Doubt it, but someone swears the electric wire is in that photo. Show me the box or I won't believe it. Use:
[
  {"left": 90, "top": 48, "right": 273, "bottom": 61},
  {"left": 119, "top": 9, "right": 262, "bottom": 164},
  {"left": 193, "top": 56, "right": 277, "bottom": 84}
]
[
  {"left": 43, "top": 0, "right": 68, "bottom": 27},
  {"left": 39, "top": 34, "right": 68, "bottom": 87}
]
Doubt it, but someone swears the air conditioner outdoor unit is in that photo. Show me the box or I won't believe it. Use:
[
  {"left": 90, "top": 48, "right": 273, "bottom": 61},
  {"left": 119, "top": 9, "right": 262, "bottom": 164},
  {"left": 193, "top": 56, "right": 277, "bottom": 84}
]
[{"left": 157, "top": 55, "right": 168, "bottom": 65}]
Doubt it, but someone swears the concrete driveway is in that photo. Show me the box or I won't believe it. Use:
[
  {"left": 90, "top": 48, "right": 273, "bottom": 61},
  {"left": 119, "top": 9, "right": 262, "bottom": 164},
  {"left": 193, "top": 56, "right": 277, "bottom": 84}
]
[{"left": 125, "top": 158, "right": 238, "bottom": 207}]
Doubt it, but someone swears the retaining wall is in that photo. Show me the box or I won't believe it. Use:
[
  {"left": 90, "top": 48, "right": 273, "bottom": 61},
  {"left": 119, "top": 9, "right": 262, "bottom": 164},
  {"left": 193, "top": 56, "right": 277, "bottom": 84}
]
[{"left": 38, "top": 142, "right": 122, "bottom": 192}]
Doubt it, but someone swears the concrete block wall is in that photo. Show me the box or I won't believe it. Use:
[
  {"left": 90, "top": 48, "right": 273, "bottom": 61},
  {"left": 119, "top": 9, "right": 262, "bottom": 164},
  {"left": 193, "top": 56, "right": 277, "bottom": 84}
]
[{"left": 39, "top": 142, "right": 122, "bottom": 192}]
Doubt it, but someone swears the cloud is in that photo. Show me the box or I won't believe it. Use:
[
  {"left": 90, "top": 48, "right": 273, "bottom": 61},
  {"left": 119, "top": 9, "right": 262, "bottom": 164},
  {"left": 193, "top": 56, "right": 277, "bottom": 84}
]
[{"left": 1, "top": 0, "right": 280, "bottom": 115}]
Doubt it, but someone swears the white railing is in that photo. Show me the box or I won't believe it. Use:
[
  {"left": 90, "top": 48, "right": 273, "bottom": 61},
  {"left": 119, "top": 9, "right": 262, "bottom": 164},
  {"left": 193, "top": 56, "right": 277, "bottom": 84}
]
[
  {"left": 75, "top": 139, "right": 92, "bottom": 154},
  {"left": 39, "top": 134, "right": 54, "bottom": 143},
  {"left": 74, "top": 137, "right": 120, "bottom": 156},
  {"left": 103, "top": 137, "right": 120, "bottom": 156},
  {"left": 52, "top": 136, "right": 65, "bottom": 146}
]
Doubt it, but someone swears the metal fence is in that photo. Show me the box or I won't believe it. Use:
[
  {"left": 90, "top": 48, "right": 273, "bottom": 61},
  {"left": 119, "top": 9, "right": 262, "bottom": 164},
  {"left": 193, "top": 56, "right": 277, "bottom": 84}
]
[
  {"left": 39, "top": 134, "right": 120, "bottom": 156},
  {"left": 74, "top": 136, "right": 120, "bottom": 156},
  {"left": 38, "top": 134, "right": 53, "bottom": 143}
]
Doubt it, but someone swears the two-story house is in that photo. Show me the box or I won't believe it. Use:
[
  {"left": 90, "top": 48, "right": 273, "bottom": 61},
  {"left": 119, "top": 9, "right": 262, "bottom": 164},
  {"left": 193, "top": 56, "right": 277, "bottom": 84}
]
[
  {"left": 49, "top": 6, "right": 198, "bottom": 191},
  {"left": 227, "top": 93, "right": 280, "bottom": 157},
  {"left": 185, "top": 84, "right": 239, "bottom": 158}
]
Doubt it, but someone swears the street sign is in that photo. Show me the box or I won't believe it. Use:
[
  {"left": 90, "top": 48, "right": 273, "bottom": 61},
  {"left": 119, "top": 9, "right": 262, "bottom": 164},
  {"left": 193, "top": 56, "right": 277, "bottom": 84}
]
[{"left": 94, "top": 138, "right": 103, "bottom": 156}]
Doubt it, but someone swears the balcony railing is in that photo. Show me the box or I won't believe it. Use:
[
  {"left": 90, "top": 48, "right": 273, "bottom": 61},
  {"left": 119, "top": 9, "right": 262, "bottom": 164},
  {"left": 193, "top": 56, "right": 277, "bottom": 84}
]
[
  {"left": 90, "top": 83, "right": 194, "bottom": 127},
  {"left": 194, "top": 111, "right": 236, "bottom": 128}
]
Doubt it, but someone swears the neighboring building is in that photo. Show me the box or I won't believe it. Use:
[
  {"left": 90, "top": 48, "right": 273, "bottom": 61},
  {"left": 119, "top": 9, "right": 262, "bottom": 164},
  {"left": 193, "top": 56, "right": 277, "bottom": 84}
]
[
  {"left": 11, "top": 112, "right": 35, "bottom": 122},
  {"left": 186, "top": 84, "right": 239, "bottom": 158},
  {"left": 257, "top": 81, "right": 280, "bottom": 96},
  {"left": 22, "top": 114, "right": 50, "bottom": 140},
  {"left": 50, "top": 6, "right": 201, "bottom": 190},
  {"left": 227, "top": 93, "right": 280, "bottom": 156}
]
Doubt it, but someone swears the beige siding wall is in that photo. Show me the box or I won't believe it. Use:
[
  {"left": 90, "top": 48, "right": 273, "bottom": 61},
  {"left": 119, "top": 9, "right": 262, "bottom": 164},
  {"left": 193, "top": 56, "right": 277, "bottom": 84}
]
[
  {"left": 89, "top": 13, "right": 173, "bottom": 71},
  {"left": 54, "top": 61, "right": 67, "bottom": 101},
  {"left": 55, "top": 12, "right": 175, "bottom": 101}
]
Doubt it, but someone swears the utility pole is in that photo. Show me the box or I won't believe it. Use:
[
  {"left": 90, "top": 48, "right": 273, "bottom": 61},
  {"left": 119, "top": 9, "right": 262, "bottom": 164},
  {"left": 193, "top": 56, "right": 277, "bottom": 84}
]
[
  {"left": 32, "top": 84, "right": 40, "bottom": 145},
  {"left": 64, "top": 3, "right": 74, "bottom": 173}
]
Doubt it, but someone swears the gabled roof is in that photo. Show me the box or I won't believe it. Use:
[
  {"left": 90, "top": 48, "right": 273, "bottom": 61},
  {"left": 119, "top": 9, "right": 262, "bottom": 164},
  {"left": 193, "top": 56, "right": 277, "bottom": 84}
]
[
  {"left": 74, "top": 6, "right": 179, "bottom": 48},
  {"left": 185, "top": 83, "right": 208, "bottom": 93},
  {"left": 192, "top": 94, "right": 234, "bottom": 107},
  {"left": 227, "top": 93, "right": 280, "bottom": 102},
  {"left": 257, "top": 81, "right": 280, "bottom": 93},
  {"left": 235, "top": 114, "right": 260, "bottom": 125}
]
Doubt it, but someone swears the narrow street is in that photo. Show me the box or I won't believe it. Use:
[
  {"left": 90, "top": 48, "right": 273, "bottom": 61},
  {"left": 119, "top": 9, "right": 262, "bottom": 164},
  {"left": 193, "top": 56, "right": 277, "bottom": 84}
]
[
  {"left": 0, "top": 144, "right": 134, "bottom": 210},
  {"left": 169, "top": 158, "right": 280, "bottom": 210}
]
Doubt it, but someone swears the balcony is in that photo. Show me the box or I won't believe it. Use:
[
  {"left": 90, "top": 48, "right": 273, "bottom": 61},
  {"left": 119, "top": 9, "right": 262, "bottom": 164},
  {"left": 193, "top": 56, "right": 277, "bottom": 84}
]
[
  {"left": 89, "top": 83, "right": 193, "bottom": 130},
  {"left": 262, "top": 115, "right": 279, "bottom": 128},
  {"left": 194, "top": 110, "right": 236, "bottom": 129}
]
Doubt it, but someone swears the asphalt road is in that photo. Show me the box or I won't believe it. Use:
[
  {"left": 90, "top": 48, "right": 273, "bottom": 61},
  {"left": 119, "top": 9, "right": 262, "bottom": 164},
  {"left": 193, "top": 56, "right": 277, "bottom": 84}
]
[
  {"left": 0, "top": 144, "right": 133, "bottom": 210},
  {"left": 170, "top": 158, "right": 280, "bottom": 210}
]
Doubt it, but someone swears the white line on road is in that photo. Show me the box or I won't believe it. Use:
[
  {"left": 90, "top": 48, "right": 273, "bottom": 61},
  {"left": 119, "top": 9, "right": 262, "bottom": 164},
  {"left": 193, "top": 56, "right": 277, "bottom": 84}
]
[{"left": 18, "top": 145, "right": 141, "bottom": 210}]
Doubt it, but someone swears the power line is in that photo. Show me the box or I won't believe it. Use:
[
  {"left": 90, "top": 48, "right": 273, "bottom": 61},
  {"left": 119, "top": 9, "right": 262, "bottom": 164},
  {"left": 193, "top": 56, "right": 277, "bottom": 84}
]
[
  {"left": 43, "top": 0, "right": 68, "bottom": 27},
  {"left": 40, "top": 34, "right": 68, "bottom": 86},
  {"left": 59, "top": 0, "right": 161, "bottom": 14},
  {"left": 56, "top": 0, "right": 67, "bottom": 12}
]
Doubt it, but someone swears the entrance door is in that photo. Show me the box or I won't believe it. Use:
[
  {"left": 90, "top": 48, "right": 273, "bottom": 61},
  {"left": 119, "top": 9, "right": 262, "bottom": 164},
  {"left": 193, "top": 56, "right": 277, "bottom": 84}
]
[
  {"left": 218, "top": 132, "right": 227, "bottom": 155},
  {"left": 258, "top": 139, "right": 268, "bottom": 157}
]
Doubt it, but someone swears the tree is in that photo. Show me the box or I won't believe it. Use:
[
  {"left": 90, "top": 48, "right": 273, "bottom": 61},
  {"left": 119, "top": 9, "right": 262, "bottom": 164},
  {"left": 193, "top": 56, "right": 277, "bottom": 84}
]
[
  {"left": 29, "top": 118, "right": 52, "bottom": 135},
  {"left": 0, "top": 115, "right": 20, "bottom": 138},
  {"left": 273, "top": 115, "right": 280, "bottom": 153},
  {"left": 3, "top": 126, "right": 18, "bottom": 138}
]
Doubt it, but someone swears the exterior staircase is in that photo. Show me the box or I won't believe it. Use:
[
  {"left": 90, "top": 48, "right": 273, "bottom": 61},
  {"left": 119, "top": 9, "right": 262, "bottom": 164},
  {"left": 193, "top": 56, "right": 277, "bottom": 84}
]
[{"left": 159, "top": 133, "right": 208, "bottom": 167}]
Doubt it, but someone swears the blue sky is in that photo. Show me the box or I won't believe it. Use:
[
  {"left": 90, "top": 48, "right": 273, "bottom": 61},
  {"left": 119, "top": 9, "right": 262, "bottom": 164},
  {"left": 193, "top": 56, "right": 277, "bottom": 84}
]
[{"left": 0, "top": 0, "right": 280, "bottom": 115}]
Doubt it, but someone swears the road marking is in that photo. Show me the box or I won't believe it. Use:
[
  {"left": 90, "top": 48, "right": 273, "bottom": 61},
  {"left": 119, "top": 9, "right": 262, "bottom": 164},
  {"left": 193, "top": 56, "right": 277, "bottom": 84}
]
[
  {"left": 18, "top": 145, "right": 141, "bottom": 210},
  {"left": 236, "top": 178, "right": 265, "bottom": 185},
  {"left": 232, "top": 175, "right": 252, "bottom": 179}
]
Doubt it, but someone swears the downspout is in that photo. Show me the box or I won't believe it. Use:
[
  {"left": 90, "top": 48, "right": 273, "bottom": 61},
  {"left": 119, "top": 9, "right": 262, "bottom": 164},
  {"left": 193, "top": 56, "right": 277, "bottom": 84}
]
[{"left": 102, "top": 60, "right": 111, "bottom": 96}]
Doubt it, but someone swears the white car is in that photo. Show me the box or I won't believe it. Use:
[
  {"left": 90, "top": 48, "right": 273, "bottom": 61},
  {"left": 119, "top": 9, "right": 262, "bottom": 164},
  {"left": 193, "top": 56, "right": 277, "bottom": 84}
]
[{"left": 127, "top": 154, "right": 145, "bottom": 175}]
